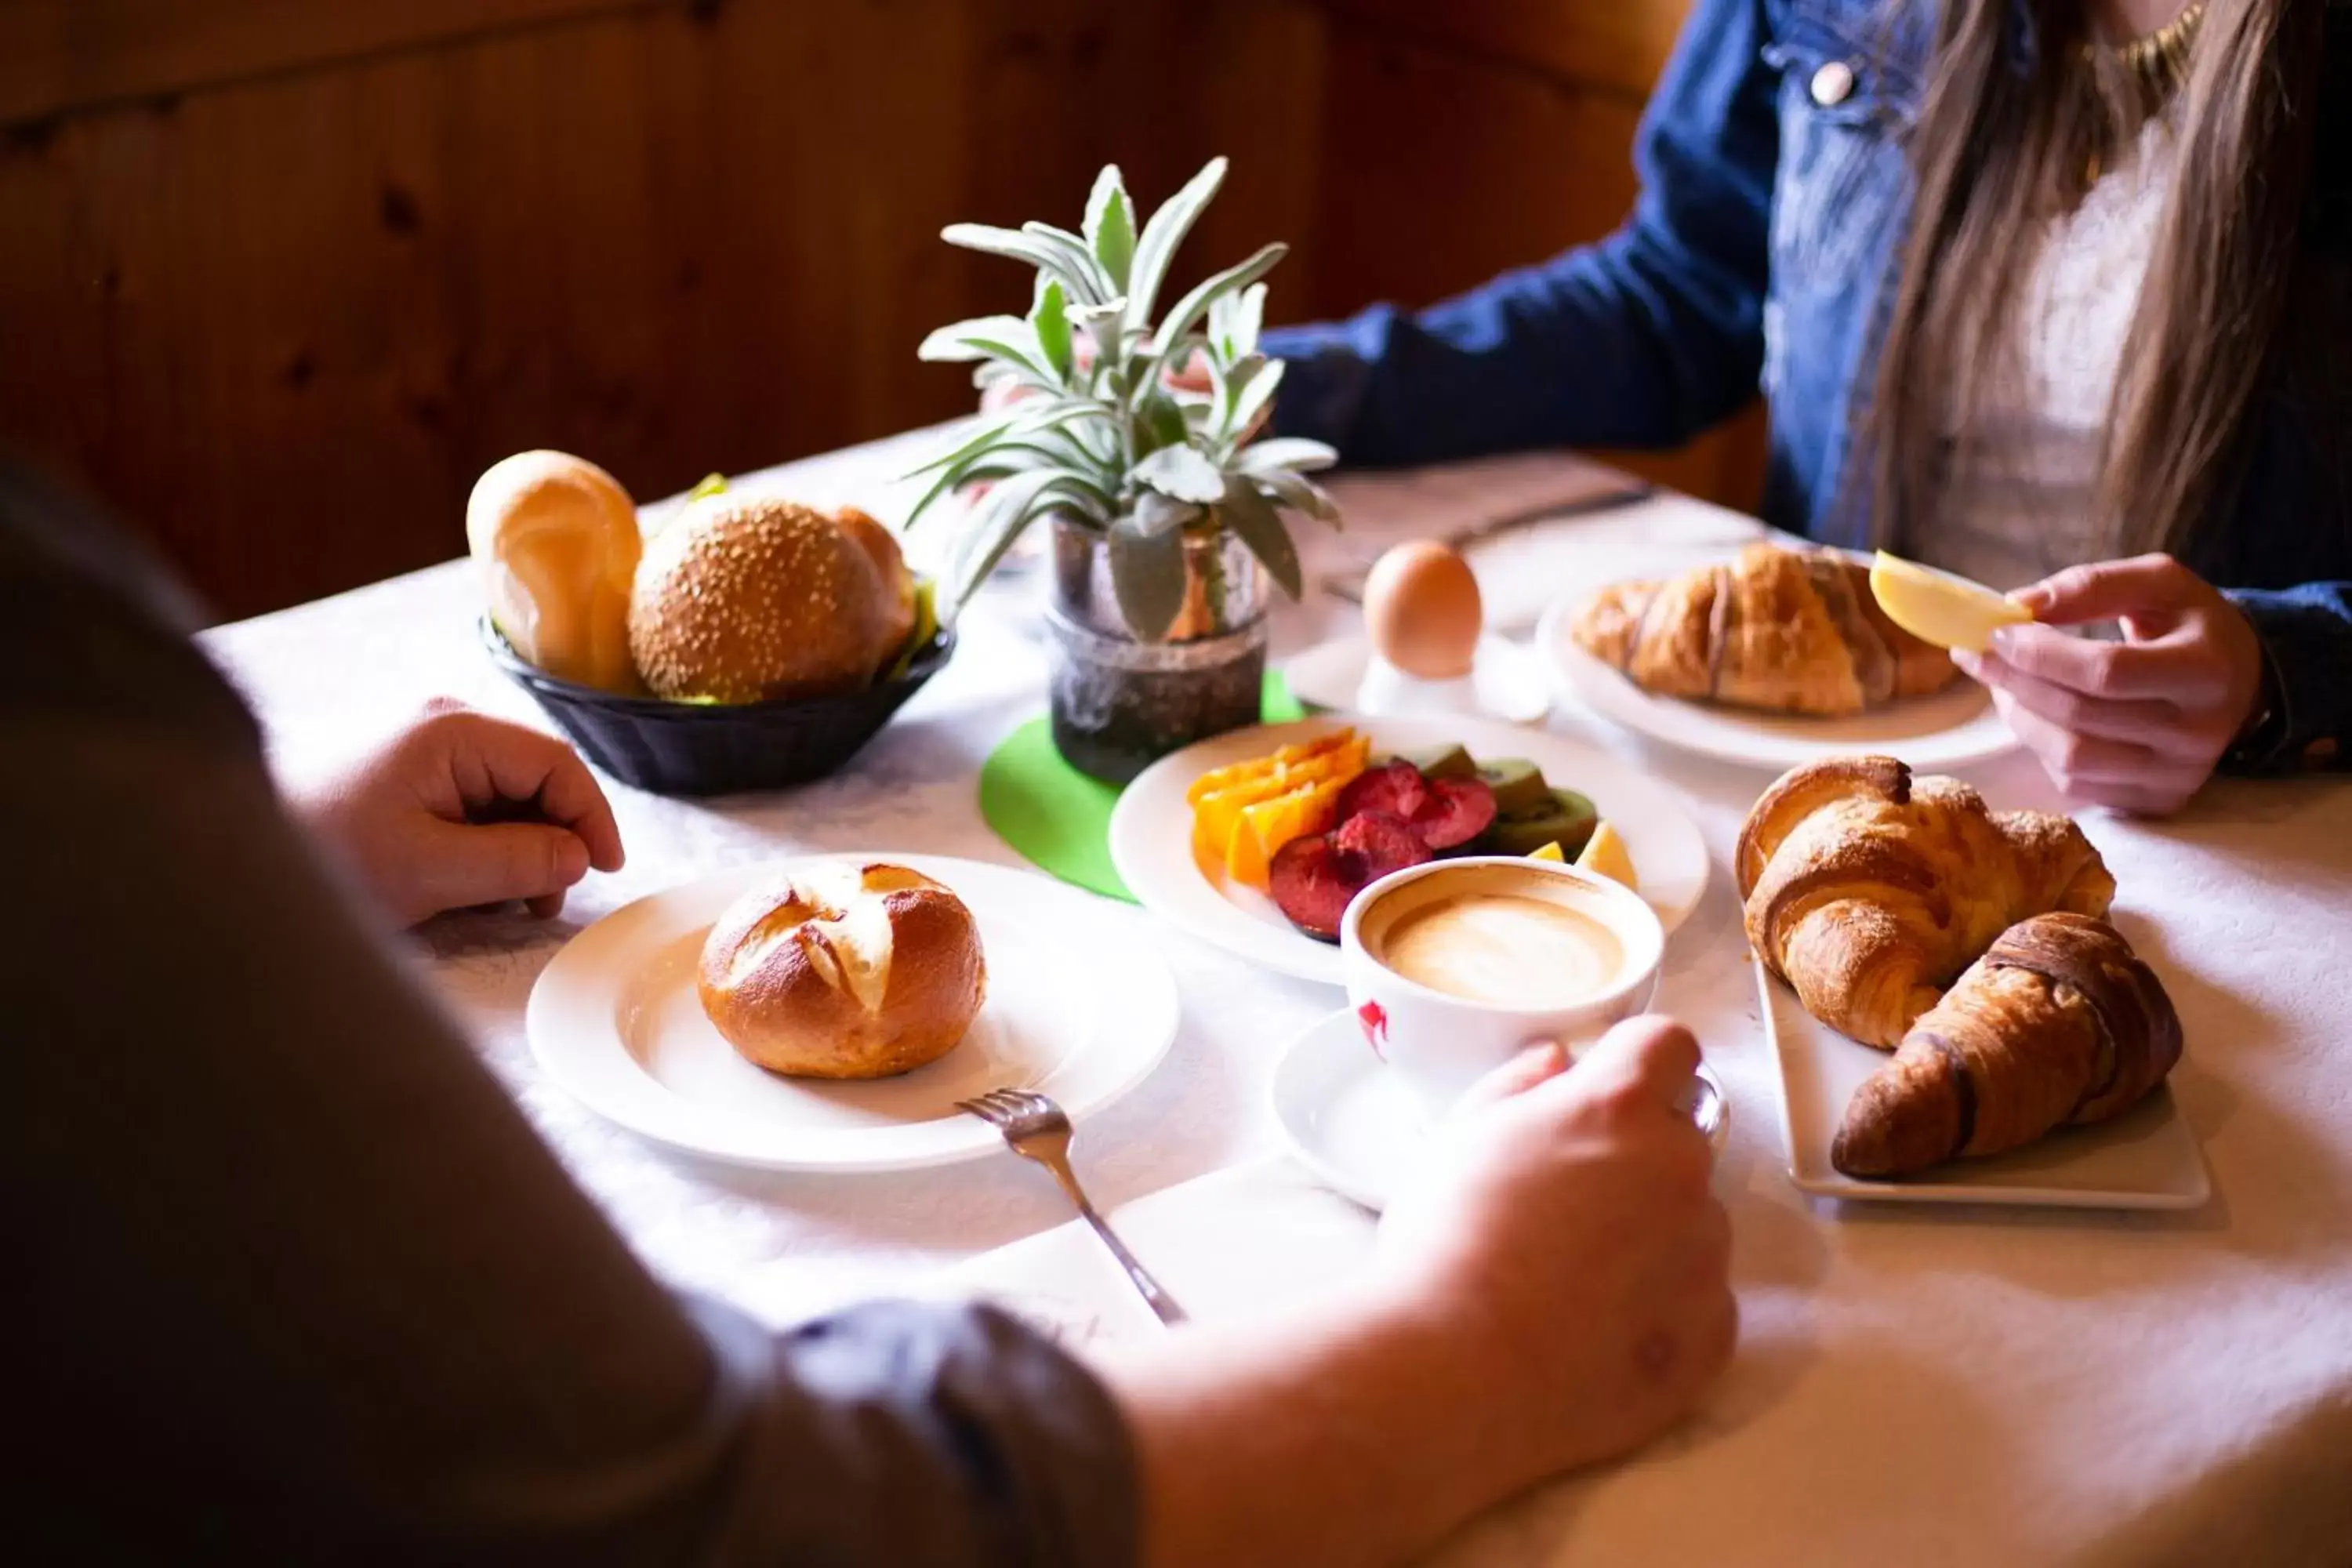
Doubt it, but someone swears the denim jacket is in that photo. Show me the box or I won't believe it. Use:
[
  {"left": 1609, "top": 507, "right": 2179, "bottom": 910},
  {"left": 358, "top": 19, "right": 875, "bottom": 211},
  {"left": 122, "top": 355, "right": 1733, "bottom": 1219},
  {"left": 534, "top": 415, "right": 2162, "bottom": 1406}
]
[{"left": 1265, "top": 0, "right": 2352, "bottom": 773}]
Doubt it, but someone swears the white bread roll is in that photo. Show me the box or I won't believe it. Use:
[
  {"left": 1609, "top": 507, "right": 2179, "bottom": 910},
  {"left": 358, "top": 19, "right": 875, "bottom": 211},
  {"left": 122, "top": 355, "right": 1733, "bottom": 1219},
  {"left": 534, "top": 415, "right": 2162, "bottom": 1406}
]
[
  {"left": 467, "top": 451, "right": 642, "bottom": 691},
  {"left": 697, "top": 862, "right": 986, "bottom": 1079}
]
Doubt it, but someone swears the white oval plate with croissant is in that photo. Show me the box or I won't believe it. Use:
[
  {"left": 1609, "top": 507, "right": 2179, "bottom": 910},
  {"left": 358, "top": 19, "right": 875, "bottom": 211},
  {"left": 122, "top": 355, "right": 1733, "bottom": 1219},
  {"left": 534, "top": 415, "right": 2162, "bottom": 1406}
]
[
  {"left": 1741, "top": 758, "right": 2210, "bottom": 1210},
  {"left": 1535, "top": 541, "right": 2020, "bottom": 771},
  {"left": 527, "top": 855, "right": 1178, "bottom": 1173}
]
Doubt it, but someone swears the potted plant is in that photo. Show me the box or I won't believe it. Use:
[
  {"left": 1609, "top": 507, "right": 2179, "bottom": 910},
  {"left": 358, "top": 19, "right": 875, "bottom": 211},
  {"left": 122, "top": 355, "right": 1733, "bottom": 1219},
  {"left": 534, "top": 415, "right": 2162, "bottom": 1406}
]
[{"left": 904, "top": 157, "right": 1341, "bottom": 782}]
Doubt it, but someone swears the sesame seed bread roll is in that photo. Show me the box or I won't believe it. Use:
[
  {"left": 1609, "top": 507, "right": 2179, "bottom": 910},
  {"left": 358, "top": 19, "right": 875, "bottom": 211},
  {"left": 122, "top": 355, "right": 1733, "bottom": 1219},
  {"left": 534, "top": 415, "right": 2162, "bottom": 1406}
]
[{"left": 629, "top": 496, "right": 916, "bottom": 703}]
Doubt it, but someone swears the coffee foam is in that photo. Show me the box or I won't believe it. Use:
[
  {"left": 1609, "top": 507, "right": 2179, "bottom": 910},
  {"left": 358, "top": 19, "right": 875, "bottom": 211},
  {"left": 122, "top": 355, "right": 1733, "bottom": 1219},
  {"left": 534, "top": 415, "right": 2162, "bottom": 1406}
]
[{"left": 1359, "top": 862, "right": 1656, "bottom": 1007}]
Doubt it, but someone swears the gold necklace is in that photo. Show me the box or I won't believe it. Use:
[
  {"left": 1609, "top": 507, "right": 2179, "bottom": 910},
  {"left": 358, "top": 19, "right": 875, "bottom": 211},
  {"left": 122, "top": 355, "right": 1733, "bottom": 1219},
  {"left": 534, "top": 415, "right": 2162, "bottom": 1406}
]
[
  {"left": 2080, "top": 2, "right": 2205, "bottom": 182},
  {"left": 2089, "top": 2, "right": 2210, "bottom": 96}
]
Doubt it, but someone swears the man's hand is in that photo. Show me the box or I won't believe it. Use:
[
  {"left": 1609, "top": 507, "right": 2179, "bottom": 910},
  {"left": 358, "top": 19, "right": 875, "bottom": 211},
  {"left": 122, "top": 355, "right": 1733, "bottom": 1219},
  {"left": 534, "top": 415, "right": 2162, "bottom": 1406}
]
[
  {"left": 1373, "top": 1018, "right": 1737, "bottom": 1477},
  {"left": 292, "top": 702, "right": 625, "bottom": 927},
  {"left": 1109, "top": 1015, "right": 1734, "bottom": 1568},
  {"left": 1952, "top": 554, "right": 2267, "bottom": 815}
]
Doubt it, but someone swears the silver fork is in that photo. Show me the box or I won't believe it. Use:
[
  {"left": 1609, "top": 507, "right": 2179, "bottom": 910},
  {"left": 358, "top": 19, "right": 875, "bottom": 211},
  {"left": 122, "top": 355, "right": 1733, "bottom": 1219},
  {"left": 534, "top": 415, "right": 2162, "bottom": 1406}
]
[{"left": 957, "top": 1087, "right": 1189, "bottom": 1327}]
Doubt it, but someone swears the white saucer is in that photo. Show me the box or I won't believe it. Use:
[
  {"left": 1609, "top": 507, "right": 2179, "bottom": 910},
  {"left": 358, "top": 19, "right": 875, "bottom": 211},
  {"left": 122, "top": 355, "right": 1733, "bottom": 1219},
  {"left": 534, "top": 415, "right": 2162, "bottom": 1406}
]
[
  {"left": 1283, "top": 634, "right": 1551, "bottom": 724},
  {"left": 1270, "top": 1010, "right": 1730, "bottom": 1211}
]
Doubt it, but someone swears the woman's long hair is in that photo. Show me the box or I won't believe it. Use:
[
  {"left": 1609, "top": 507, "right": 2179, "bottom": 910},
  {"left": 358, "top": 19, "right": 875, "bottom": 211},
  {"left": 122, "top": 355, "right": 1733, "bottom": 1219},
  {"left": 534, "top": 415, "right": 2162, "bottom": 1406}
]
[{"left": 1867, "top": 0, "right": 2324, "bottom": 564}]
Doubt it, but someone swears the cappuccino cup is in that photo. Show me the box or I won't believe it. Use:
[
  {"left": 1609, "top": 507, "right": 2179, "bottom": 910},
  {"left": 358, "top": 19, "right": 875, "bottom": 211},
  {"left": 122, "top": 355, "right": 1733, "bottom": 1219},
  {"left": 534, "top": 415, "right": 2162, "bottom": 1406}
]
[{"left": 1341, "top": 858, "right": 1666, "bottom": 1113}]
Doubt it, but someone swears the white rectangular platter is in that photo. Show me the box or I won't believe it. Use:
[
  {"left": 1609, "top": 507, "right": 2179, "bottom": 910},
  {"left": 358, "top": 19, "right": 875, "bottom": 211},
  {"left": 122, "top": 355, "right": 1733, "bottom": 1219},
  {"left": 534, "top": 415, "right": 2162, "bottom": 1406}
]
[{"left": 1756, "top": 958, "right": 2212, "bottom": 1211}]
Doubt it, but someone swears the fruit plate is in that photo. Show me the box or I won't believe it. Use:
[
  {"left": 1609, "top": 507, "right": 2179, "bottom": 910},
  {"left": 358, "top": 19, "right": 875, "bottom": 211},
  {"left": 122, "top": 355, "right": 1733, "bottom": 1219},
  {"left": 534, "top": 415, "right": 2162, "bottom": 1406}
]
[
  {"left": 527, "top": 855, "right": 1179, "bottom": 1172},
  {"left": 1108, "top": 716, "right": 1709, "bottom": 987},
  {"left": 1531, "top": 547, "right": 2020, "bottom": 773},
  {"left": 1758, "top": 957, "right": 2212, "bottom": 1210}
]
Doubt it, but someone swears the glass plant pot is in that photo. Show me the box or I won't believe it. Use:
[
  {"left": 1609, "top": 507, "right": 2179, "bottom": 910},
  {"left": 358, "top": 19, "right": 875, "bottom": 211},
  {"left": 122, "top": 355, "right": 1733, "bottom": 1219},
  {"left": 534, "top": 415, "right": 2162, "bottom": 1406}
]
[{"left": 1045, "top": 514, "right": 1269, "bottom": 783}]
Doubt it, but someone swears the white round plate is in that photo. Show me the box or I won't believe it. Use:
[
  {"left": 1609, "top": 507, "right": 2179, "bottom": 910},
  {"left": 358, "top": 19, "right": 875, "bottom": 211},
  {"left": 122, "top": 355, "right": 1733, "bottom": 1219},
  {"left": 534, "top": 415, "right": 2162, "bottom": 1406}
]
[
  {"left": 1532, "top": 550, "right": 2021, "bottom": 773},
  {"left": 1271, "top": 1010, "right": 1730, "bottom": 1211},
  {"left": 1108, "top": 714, "right": 1709, "bottom": 987},
  {"left": 527, "top": 855, "right": 1179, "bottom": 1172},
  {"left": 1283, "top": 633, "right": 1551, "bottom": 724}
]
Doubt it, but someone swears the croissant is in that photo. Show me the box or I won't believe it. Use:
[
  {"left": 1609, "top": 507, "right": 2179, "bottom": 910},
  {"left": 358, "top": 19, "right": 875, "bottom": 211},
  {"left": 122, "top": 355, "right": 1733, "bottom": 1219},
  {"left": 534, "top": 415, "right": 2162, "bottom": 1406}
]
[
  {"left": 1833, "top": 913, "right": 2183, "bottom": 1177},
  {"left": 1574, "top": 543, "right": 1956, "bottom": 716},
  {"left": 1737, "top": 757, "right": 2116, "bottom": 1047}
]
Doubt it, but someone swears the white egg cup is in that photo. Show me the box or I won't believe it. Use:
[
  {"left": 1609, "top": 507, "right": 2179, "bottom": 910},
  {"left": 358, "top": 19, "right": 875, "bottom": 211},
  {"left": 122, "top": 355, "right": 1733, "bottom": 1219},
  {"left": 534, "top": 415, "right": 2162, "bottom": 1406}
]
[{"left": 1353, "top": 654, "right": 1484, "bottom": 719}]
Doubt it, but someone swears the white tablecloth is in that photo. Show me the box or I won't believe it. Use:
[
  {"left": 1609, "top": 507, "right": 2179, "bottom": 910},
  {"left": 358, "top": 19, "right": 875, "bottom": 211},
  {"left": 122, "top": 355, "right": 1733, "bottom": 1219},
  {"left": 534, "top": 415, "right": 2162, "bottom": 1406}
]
[{"left": 205, "top": 436, "right": 2352, "bottom": 1566}]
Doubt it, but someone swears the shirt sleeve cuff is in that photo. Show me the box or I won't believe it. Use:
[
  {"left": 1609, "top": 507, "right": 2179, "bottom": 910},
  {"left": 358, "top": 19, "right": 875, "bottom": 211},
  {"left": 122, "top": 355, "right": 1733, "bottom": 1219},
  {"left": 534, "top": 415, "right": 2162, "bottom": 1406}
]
[
  {"left": 2222, "top": 588, "right": 2350, "bottom": 774},
  {"left": 691, "top": 1295, "right": 1142, "bottom": 1567}
]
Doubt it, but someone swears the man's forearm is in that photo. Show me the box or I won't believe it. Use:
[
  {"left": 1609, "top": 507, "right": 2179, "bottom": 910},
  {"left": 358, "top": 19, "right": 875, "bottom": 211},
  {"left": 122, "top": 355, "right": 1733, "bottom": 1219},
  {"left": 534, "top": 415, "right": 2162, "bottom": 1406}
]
[{"left": 1107, "top": 1287, "right": 1544, "bottom": 1568}]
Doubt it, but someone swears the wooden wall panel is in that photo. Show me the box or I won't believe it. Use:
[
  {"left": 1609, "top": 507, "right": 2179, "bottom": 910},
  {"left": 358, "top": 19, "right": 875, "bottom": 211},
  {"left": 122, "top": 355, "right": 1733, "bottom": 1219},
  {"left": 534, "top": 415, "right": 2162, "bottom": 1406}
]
[
  {"left": 0, "top": 0, "right": 1760, "bottom": 621},
  {"left": 0, "top": 0, "right": 661, "bottom": 123}
]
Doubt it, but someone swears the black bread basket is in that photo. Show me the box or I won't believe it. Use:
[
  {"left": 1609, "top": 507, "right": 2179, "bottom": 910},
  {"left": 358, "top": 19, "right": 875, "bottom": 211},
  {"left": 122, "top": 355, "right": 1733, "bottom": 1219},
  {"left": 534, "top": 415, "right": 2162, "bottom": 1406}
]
[{"left": 482, "top": 616, "right": 955, "bottom": 797}]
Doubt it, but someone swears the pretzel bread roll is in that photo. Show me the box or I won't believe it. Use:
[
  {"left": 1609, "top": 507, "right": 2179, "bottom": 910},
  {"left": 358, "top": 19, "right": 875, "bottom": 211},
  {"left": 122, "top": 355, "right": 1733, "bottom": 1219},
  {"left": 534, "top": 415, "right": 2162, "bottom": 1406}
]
[{"left": 698, "top": 862, "right": 985, "bottom": 1079}]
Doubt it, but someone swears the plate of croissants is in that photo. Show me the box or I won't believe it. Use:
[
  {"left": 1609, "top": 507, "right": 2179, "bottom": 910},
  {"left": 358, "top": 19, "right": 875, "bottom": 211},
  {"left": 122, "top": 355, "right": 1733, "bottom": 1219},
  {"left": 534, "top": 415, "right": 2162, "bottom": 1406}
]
[
  {"left": 527, "top": 855, "right": 1179, "bottom": 1172},
  {"left": 1740, "top": 757, "right": 2209, "bottom": 1209},
  {"left": 1538, "top": 540, "right": 2019, "bottom": 771}
]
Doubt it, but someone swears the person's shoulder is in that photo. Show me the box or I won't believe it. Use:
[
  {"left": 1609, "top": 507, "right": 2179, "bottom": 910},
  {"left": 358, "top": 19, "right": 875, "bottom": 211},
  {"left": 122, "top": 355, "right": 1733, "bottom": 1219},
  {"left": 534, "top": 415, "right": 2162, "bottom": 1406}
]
[{"left": 1766, "top": 0, "right": 1936, "bottom": 107}]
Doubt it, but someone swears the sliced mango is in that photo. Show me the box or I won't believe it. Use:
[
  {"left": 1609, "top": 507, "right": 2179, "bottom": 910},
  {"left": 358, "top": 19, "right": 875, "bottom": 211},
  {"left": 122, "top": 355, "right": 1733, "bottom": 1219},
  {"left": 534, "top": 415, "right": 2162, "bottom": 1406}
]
[
  {"left": 1575, "top": 820, "right": 1639, "bottom": 891},
  {"left": 1528, "top": 840, "right": 1566, "bottom": 863},
  {"left": 1190, "top": 732, "right": 1370, "bottom": 867},
  {"left": 1867, "top": 550, "right": 2032, "bottom": 655},
  {"left": 1186, "top": 728, "right": 1357, "bottom": 807},
  {"left": 1230, "top": 775, "right": 1352, "bottom": 890}
]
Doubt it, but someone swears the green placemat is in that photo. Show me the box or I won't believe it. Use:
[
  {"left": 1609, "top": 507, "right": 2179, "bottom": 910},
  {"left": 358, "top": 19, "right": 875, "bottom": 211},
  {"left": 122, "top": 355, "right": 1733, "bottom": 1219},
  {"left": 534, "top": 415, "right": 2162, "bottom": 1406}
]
[{"left": 980, "top": 671, "right": 1304, "bottom": 902}]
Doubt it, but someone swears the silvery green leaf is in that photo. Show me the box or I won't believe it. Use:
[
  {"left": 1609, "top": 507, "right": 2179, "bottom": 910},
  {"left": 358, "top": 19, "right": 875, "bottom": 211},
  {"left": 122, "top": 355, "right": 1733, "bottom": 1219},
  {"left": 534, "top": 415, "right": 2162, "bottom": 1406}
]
[
  {"left": 1218, "top": 474, "right": 1304, "bottom": 600},
  {"left": 1237, "top": 437, "right": 1339, "bottom": 475},
  {"left": 916, "top": 315, "right": 1034, "bottom": 363},
  {"left": 1133, "top": 442, "right": 1227, "bottom": 503},
  {"left": 1145, "top": 243, "right": 1288, "bottom": 388},
  {"left": 1125, "top": 156, "right": 1228, "bottom": 332},
  {"left": 949, "top": 469, "right": 1089, "bottom": 605},
  {"left": 902, "top": 448, "right": 1010, "bottom": 534},
  {"left": 1031, "top": 278, "right": 1073, "bottom": 383},
  {"left": 1133, "top": 489, "right": 1200, "bottom": 535},
  {"left": 1228, "top": 282, "right": 1266, "bottom": 358},
  {"left": 1107, "top": 512, "right": 1189, "bottom": 641},
  {"left": 1252, "top": 470, "right": 1341, "bottom": 526},
  {"left": 942, "top": 223, "right": 1105, "bottom": 303},
  {"left": 1227, "top": 358, "right": 1283, "bottom": 443},
  {"left": 1084, "top": 165, "right": 1137, "bottom": 289},
  {"left": 1018, "top": 223, "right": 1112, "bottom": 303},
  {"left": 1133, "top": 394, "right": 1190, "bottom": 459},
  {"left": 902, "top": 415, "right": 1021, "bottom": 481}
]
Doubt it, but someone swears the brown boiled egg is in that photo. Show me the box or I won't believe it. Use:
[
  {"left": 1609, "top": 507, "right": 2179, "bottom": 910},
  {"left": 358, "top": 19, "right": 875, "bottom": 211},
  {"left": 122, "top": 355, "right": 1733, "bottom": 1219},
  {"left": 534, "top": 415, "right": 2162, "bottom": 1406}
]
[{"left": 1363, "top": 541, "right": 1483, "bottom": 680}]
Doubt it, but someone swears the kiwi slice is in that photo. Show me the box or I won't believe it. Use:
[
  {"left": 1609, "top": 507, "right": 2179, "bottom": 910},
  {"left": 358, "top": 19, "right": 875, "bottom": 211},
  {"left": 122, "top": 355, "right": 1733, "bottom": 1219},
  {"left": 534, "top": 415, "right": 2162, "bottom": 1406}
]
[
  {"left": 1399, "top": 743, "right": 1478, "bottom": 782},
  {"left": 1479, "top": 789, "right": 1600, "bottom": 858},
  {"left": 1475, "top": 757, "right": 1552, "bottom": 818}
]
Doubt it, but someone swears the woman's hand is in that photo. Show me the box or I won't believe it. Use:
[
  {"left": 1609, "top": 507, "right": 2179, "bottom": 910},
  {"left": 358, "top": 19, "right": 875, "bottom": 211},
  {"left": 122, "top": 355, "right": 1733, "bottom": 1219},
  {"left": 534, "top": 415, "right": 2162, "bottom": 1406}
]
[
  {"left": 1953, "top": 554, "right": 2267, "bottom": 815},
  {"left": 292, "top": 702, "right": 625, "bottom": 927}
]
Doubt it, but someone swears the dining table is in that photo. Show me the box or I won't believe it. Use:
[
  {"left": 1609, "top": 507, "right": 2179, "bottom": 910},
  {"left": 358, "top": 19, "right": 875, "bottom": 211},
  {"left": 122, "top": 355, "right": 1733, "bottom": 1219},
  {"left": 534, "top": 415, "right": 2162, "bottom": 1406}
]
[{"left": 203, "top": 430, "right": 2352, "bottom": 1567}]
